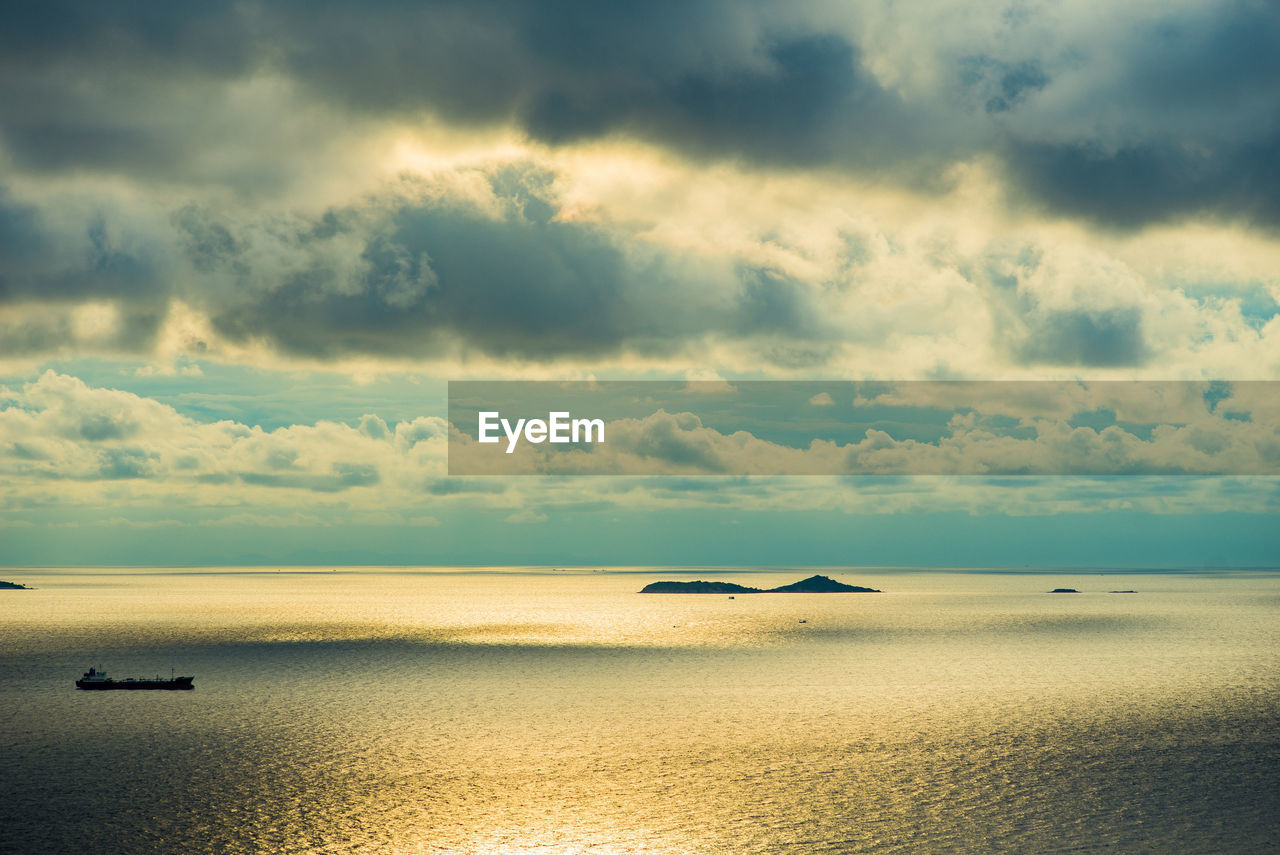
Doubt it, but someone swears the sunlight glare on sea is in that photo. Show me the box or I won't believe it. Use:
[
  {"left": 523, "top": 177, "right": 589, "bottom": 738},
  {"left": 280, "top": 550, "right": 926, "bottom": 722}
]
[{"left": 0, "top": 567, "right": 1277, "bottom": 854}]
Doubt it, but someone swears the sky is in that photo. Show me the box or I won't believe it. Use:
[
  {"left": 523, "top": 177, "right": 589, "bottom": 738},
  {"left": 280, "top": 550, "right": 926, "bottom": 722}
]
[{"left": 1, "top": 0, "right": 1278, "bottom": 567}]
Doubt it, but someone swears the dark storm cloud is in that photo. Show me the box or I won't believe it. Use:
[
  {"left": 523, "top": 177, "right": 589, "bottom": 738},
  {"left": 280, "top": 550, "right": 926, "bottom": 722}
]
[
  {"left": 193, "top": 198, "right": 640, "bottom": 359},
  {"left": 0, "top": 1, "right": 251, "bottom": 72},
  {"left": 0, "top": 190, "right": 166, "bottom": 302},
  {"left": 188, "top": 174, "right": 829, "bottom": 361},
  {"left": 265, "top": 0, "right": 914, "bottom": 167},
  {"left": 0, "top": 1, "right": 256, "bottom": 178},
  {"left": 1003, "top": 136, "right": 1280, "bottom": 230},
  {"left": 2, "top": 114, "right": 182, "bottom": 177},
  {"left": 5, "top": 0, "right": 1280, "bottom": 227},
  {"left": 0, "top": 188, "right": 169, "bottom": 357},
  {"left": 520, "top": 33, "right": 906, "bottom": 167},
  {"left": 0, "top": 191, "right": 48, "bottom": 267},
  {"left": 1, "top": 164, "right": 833, "bottom": 362},
  {"left": 999, "top": 3, "right": 1280, "bottom": 228},
  {"left": 0, "top": 1, "right": 923, "bottom": 181}
]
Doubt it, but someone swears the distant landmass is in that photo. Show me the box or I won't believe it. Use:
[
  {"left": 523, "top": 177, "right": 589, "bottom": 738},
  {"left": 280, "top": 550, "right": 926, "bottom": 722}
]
[
  {"left": 1, "top": 580, "right": 30, "bottom": 590},
  {"left": 768, "top": 575, "right": 880, "bottom": 593},
  {"left": 640, "top": 580, "right": 762, "bottom": 594},
  {"left": 1049, "top": 588, "right": 1081, "bottom": 593},
  {"left": 640, "top": 574, "right": 881, "bottom": 594}
]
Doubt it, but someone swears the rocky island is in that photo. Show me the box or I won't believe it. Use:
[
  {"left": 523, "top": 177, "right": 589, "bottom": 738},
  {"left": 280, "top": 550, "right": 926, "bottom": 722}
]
[
  {"left": 640, "top": 574, "right": 881, "bottom": 594},
  {"left": 1049, "top": 588, "right": 1081, "bottom": 593},
  {"left": 640, "top": 580, "right": 763, "bottom": 594},
  {"left": 1, "top": 580, "right": 30, "bottom": 590}
]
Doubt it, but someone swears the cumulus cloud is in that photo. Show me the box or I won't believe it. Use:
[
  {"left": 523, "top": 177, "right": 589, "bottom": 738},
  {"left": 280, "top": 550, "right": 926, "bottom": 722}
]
[
  {"left": 448, "top": 382, "right": 1280, "bottom": 476},
  {"left": 0, "top": 371, "right": 448, "bottom": 502},
  {"left": 1, "top": 373, "right": 1277, "bottom": 535}
]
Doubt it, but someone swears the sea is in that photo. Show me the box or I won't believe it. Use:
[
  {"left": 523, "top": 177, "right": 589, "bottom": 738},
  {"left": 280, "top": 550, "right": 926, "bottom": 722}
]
[{"left": 0, "top": 567, "right": 1276, "bottom": 854}]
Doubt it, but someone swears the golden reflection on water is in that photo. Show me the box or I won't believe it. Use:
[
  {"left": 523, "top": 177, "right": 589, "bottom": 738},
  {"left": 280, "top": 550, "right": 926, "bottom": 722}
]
[{"left": 0, "top": 568, "right": 1277, "bottom": 853}]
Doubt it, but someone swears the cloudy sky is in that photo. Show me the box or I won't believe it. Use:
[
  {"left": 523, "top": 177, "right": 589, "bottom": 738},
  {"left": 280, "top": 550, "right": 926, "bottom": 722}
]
[{"left": 2, "top": 0, "right": 1278, "bottom": 567}]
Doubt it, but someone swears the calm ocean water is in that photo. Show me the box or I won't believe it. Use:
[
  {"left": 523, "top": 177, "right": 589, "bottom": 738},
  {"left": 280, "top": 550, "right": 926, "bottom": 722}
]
[{"left": 1, "top": 568, "right": 1277, "bottom": 854}]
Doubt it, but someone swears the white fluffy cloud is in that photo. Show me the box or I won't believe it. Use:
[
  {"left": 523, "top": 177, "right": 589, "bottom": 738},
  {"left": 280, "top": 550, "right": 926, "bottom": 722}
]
[
  {"left": 4, "top": 373, "right": 1275, "bottom": 527},
  {"left": 449, "top": 394, "right": 1280, "bottom": 478},
  {"left": 0, "top": 371, "right": 447, "bottom": 509}
]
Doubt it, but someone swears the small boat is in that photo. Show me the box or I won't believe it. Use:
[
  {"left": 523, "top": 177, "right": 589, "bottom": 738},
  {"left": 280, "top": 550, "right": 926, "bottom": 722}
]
[{"left": 75, "top": 667, "right": 194, "bottom": 690}]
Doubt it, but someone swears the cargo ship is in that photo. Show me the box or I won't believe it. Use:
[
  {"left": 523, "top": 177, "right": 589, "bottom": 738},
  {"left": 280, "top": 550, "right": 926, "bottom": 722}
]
[{"left": 75, "top": 667, "right": 194, "bottom": 690}]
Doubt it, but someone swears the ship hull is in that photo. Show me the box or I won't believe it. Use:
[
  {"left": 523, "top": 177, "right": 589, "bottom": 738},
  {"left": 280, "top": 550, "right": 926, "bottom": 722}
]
[{"left": 75, "top": 678, "right": 194, "bottom": 690}]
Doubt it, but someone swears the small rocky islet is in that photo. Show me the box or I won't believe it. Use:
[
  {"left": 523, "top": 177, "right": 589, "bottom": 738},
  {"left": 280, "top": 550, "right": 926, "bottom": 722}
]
[
  {"left": 640, "top": 574, "right": 881, "bottom": 594},
  {"left": 0, "top": 580, "right": 30, "bottom": 590}
]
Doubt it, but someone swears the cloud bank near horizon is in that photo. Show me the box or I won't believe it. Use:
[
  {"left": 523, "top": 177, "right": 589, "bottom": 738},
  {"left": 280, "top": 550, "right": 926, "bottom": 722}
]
[{"left": 3, "top": 372, "right": 1276, "bottom": 524}]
